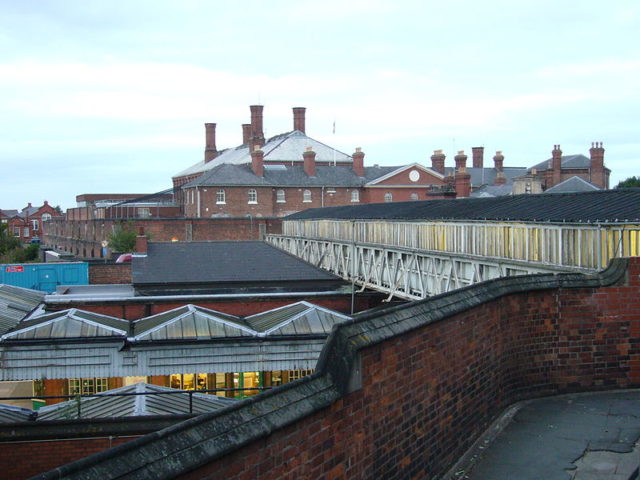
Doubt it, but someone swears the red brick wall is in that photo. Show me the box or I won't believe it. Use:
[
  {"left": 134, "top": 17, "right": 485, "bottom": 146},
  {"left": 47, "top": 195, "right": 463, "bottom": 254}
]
[
  {"left": 172, "top": 259, "right": 640, "bottom": 479},
  {"left": 88, "top": 263, "right": 131, "bottom": 284},
  {"left": 1, "top": 436, "right": 137, "bottom": 480}
]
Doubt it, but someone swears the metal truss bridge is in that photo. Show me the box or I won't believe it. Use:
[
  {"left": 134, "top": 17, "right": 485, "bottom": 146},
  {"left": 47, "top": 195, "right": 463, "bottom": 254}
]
[{"left": 266, "top": 235, "right": 594, "bottom": 301}]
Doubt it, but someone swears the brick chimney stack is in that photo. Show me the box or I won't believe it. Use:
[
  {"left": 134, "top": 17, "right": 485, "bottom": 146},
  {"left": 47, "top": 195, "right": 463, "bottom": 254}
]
[
  {"left": 204, "top": 123, "right": 218, "bottom": 163},
  {"left": 293, "top": 107, "right": 306, "bottom": 134},
  {"left": 589, "top": 142, "right": 605, "bottom": 188},
  {"left": 454, "top": 151, "right": 471, "bottom": 197},
  {"left": 135, "top": 227, "right": 148, "bottom": 254},
  {"left": 494, "top": 171, "right": 506, "bottom": 185},
  {"left": 472, "top": 147, "right": 484, "bottom": 168},
  {"left": 454, "top": 150, "right": 468, "bottom": 171},
  {"left": 493, "top": 151, "right": 504, "bottom": 172},
  {"left": 242, "top": 124, "right": 251, "bottom": 145},
  {"left": 251, "top": 145, "right": 264, "bottom": 177},
  {"left": 551, "top": 144, "right": 562, "bottom": 187},
  {"left": 430, "top": 150, "right": 446, "bottom": 175},
  {"left": 353, "top": 147, "right": 365, "bottom": 177},
  {"left": 303, "top": 146, "right": 316, "bottom": 177},
  {"left": 249, "top": 105, "right": 265, "bottom": 151}
]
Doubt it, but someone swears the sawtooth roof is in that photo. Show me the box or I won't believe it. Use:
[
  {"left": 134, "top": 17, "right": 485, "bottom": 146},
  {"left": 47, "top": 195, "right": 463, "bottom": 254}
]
[
  {"left": 174, "top": 130, "right": 353, "bottom": 179},
  {"left": 132, "top": 241, "right": 342, "bottom": 286},
  {"left": 183, "top": 163, "right": 399, "bottom": 188},
  {"left": 285, "top": 189, "right": 640, "bottom": 223},
  {"left": 36, "top": 382, "right": 237, "bottom": 420}
]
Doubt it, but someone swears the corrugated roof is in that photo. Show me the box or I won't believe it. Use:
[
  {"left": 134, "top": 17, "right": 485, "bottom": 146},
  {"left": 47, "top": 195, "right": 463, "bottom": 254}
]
[
  {"left": 173, "top": 130, "right": 353, "bottom": 179},
  {"left": 0, "top": 285, "right": 45, "bottom": 335},
  {"left": 36, "top": 383, "right": 237, "bottom": 420},
  {"left": 2, "top": 308, "right": 129, "bottom": 340},
  {"left": 0, "top": 403, "right": 35, "bottom": 423},
  {"left": 245, "top": 301, "right": 350, "bottom": 335},
  {"left": 284, "top": 189, "right": 640, "bottom": 223},
  {"left": 132, "top": 241, "right": 341, "bottom": 286}
]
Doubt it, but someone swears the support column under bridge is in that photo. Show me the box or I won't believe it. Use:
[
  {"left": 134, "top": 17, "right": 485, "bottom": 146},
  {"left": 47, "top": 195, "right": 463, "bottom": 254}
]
[{"left": 266, "top": 235, "right": 595, "bottom": 301}]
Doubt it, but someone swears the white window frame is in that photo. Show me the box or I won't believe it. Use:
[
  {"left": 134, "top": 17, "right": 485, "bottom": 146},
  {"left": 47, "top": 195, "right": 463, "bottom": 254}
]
[
  {"left": 410, "top": 193, "right": 419, "bottom": 201},
  {"left": 350, "top": 190, "right": 360, "bottom": 203},
  {"left": 41, "top": 213, "right": 52, "bottom": 222},
  {"left": 216, "top": 189, "right": 226, "bottom": 204},
  {"left": 384, "top": 192, "right": 393, "bottom": 203},
  {"left": 248, "top": 189, "right": 258, "bottom": 204},
  {"left": 23, "top": 227, "right": 29, "bottom": 237},
  {"left": 31, "top": 219, "right": 39, "bottom": 231},
  {"left": 13, "top": 227, "right": 20, "bottom": 237},
  {"left": 276, "top": 189, "right": 286, "bottom": 203},
  {"left": 303, "top": 190, "right": 312, "bottom": 203}
]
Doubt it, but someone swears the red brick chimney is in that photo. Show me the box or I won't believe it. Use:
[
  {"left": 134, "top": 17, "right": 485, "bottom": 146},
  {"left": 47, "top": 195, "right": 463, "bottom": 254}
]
[
  {"left": 589, "top": 142, "right": 605, "bottom": 188},
  {"left": 494, "top": 171, "right": 506, "bottom": 185},
  {"left": 454, "top": 151, "right": 471, "bottom": 197},
  {"left": 242, "top": 124, "right": 251, "bottom": 145},
  {"left": 249, "top": 105, "right": 265, "bottom": 150},
  {"left": 303, "top": 146, "right": 316, "bottom": 177},
  {"left": 204, "top": 123, "right": 217, "bottom": 163},
  {"left": 472, "top": 147, "right": 484, "bottom": 168},
  {"left": 251, "top": 146, "right": 264, "bottom": 177},
  {"left": 135, "top": 227, "right": 148, "bottom": 254},
  {"left": 493, "top": 151, "right": 504, "bottom": 172},
  {"left": 293, "top": 107, "right": 306, "bottom": 134},
  {"left": 551, "top": 144, "right": 562, "bottom": 187},
  {"left": 352, "top": 147, "right": 365, "bottom": 177},
  {"left": 430, "top": 150, "right": 446, "bottom": 175}
]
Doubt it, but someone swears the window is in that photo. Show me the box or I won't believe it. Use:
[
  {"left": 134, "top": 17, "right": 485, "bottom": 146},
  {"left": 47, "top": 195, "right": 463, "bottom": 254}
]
[
  {"left": 248, "top": 189, "right": 257, "bottom": 204},
  {"left": 384, "top": 192, "right": 393, "bottom": 202},
  {"left": 41, "top": 213, "right": 52, "bottom": 222},
  {"left": 276, "top": 189, "right": 286, "bottom": 203},
  {"left": 23, "top": 227, "right": 29, "bottom": 237},
  {"left": 31, "top": 220, "right": 39, "bottom": 231},
  {"left": 216, "top": 189, "right": 226, "bottom": 204},
  {"left": 13, "top": 227, "right": 20, "bottom": 237},
  {"left": 170, "top": 373, "right": 208, "bottom": 391},
  {"left": 303, "top": 190, "right": 312, "bottom": 203},
  {"left": 410, "top": 193, "right": 419, "bottom": 201},
  {"left": 350, "top": 190, "right": 360, "bottom": 203},
  {"left": 68, "top": 378, "right": 109, "bottom": 395},
  {"left": 288, "top": 369, "right": 314, "bottom": 381},
  {"left": 137, "top": 208, "right": 150, "bottom": 218}
]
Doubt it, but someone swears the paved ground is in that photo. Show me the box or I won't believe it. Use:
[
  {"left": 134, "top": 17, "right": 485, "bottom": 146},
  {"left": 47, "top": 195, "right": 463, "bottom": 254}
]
[{"left": 451, "top": 390, "right": 640, "bottom": 480}]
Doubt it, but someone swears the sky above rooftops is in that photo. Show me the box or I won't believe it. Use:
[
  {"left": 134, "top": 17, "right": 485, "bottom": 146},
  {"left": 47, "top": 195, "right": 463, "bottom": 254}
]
[{"left": 1, "top": 0, "right": 638, "bottom": 209}]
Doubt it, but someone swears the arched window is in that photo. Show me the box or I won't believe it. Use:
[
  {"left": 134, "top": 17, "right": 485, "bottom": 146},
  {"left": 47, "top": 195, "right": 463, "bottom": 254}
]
[
  {"left": 384, "top": 192, "right": 393, "bottom": 203},
  {"left": 350, "top": 190, "right": 360, "bottom": 203},
  {"left": 216, "top": 189, "right": 226, "bottom": 204},
  {"left": 248, "top": 189, "right": 258, "bottom": 204},
  {"left": 303, "top": 190, "right": 312, "bottom": 203},
  {"left": 276, "top": 189, "right": 286, "bottom": 203},
  {"left": 41, "top": 213, "right": 52, "bottom": 221},
  {"left": 410, "top": 193, "right": 419, "bottom": 201}
]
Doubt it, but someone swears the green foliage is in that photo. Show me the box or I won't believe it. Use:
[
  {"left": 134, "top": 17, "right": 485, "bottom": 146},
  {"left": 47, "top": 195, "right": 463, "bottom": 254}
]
[
  {"left": 107, "top": 223, "right": 138, "bottom": 253},
  {"left": 54, "top": 205, "right": 63, "bottom": 215},
  {"left": 0, "top": 224, "right": 39, "bottom": 263},
  {"left": 615, "top": 176, "right": 640, "bottom": 188},
  {"left": 0, "top": 223, "right": 21, "bottom": 255}
]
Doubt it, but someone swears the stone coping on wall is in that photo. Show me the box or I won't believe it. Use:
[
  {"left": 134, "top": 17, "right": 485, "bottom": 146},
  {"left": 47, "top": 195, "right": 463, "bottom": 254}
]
[{"left": 35, "top": 258, "right": 631, "bottom": 479}]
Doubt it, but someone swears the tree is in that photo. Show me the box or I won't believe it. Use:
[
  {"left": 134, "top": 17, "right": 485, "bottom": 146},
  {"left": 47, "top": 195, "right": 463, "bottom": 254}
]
[
  {"left": 0, "top": 223, "right": 21, "bottom": 255},
  {"left": 615, "top": 176, "right": 640, "bottom": 188},
  {"left": 106, "top": 223, "right": 138, "bottom": 253},
  {"left": 0, "top": 224, "right": 39, "bottom": 263}
]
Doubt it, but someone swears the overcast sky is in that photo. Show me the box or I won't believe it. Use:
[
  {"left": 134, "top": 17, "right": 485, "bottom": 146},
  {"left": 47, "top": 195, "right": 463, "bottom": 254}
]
[{"left": 1, "top": 0, "right": 638, "bottom": 210}]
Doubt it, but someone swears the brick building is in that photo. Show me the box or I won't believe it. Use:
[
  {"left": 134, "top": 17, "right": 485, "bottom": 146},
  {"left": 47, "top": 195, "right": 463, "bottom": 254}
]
[{"left": 1, "top": 201, "right": 63, "bottom": 244}]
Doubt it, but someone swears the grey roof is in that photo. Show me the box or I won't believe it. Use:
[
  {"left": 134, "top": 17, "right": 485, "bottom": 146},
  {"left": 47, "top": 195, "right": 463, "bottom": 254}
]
[
  {"left": 18, "top": 206, "right": 38, "bottom": 218},
  {"left": 285, "top": 189, "right": 640, "bottom": 223},
  {"left": 132, "top": 302, "right": 351, "bottom": 340},
  {"left": 36, "top": 382, "right": 237, "bottom": 420},
  {"left": 0, "top": 209, "right": 18, "bottom": 218},
  {"left": 471, "top": 184, "right": 514, "bottom": 198},
  {"left": 132, "top": 241, "right": 342, "bottom": 286},
  {"left": 1, "top": 308, "right": 129, "bottom": 340},
  {"left": 183, "top": 163, "right": 399, "bottom": 188},
  {"left": 0, "top": 284, "right": 45, "bottom": 335},
  {"left": 444, "top": 166, "right": 528, "bottom": 187},
  {"left": 174, "top": 130, "right": 353, "bottom": 179},
  {"left": 543, "top": 176, "right": 600, "bottom": 193},
  {"left": 529, "top": 154, "right": 592, "bottom": 172},
  {"left": 0, "top": 403, "right": 35, "bottom": 423}
]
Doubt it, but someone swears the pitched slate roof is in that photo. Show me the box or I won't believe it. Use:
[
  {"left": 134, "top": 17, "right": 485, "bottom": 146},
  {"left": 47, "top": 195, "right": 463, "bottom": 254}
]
[
  {"left": 285, "top": 189, "right": 640, "bottom": 224},
  {"left": 174, "top": 130, "right": 353, "bottom": 179},
  {"left": 529, "top": 154, "right": 592, "bottom": 172},
  {"left": 544, "top": 176, "right": 600, "bottom": 193},
  {"left": 1, "top": 308, "right": 129, "bottom": 340},
  {"left": 470, "top": 184, "right": 514, "bottom": 198},
  {"left": 444, "top": 166, "right": 528, "bottom": 187},
  {"left": 0, "top": 209, "right": 19, "bottom": 218},
  {"left": 183, "top": 163, "right": 398, "bottom": 188},
  {"left": 36, "top": 383, "right": 237, "bottom": 420},
  {"left": 0, "top": 284, "right": 45, "bottom": 335},
  {"left": 132, "top": 241, "right": 342, "bottom": 286}
]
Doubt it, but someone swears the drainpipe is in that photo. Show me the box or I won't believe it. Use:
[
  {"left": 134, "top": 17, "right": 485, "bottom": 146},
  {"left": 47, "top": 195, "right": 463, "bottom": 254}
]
[
  {"left": 196, "top": 187, "right": 201, "bottom": 218},
  {"left": 321, "top": 186, "right": 325, "bottom": 208}
]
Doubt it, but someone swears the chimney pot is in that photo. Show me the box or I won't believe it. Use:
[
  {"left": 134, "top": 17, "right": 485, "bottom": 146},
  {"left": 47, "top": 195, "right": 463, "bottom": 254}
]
[
  {"left": 352, "top": 148, "right": 365, "bottom": 177},
  {"left": 430, "top": 150, "right": 446, "bottom": 175}
]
